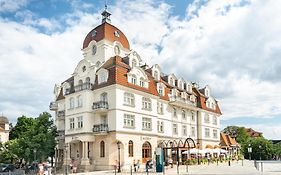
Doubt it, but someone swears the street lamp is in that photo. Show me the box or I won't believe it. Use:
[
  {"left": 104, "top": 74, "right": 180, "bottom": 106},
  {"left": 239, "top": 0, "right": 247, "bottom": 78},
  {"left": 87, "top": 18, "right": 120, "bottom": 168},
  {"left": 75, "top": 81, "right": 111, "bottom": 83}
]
[
  {"left": 33, "top": 148, "right": 37, "bottom": 162},
  {"left": 117, "top": 141, "right": 121, "bottom": 173},
  {"left": 248, "top": 144, "right": 252, "bottom": 161},
  {"left": 258, "top": 145, "right": 262, "bottom": 160},
  {"left": 197, "top": 143, "right": 200, "bottom": 165}
]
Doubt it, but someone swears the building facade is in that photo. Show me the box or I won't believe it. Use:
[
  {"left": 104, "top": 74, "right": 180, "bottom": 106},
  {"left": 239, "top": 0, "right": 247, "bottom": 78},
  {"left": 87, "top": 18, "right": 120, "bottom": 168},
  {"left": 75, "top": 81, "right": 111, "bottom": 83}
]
[
  {"left": 0, "top": 116, "right": 9, "bottom": 143},
  {"left": 50, "top": 9, "right": 222, "bottom": 171}
]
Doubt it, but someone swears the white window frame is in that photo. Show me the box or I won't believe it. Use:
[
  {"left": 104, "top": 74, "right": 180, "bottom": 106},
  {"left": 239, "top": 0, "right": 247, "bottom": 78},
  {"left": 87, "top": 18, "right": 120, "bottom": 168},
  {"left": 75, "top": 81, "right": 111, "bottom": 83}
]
[
  {"left": 173, "top": 124, "right": 178, "bottom": 134},
  {"left": 182, "top": 125, "right": 187, "bottom": 136},
  {"left": 213, "top": 115, "right": 217, "bottom": 125},
  {"left": 173, "top": 107, "right": 177, "bottom": 118},
  {"left": 124, "top": 92, "right": 135, "bottom": 107},
  {"left": 123, "top": 114, "right": 135, "bottom": 128},
  {"left": 205, "top": 128, "right": 210, "bottom": 138},
  {"left": 142, "top": 97, "right": 152, "bottom": 110},
  {"left": 204, "top": 114, "right": 210, "bottom": 123},
  {"left": 69, "top": 97, "right": 75, "bottom": 109},
  {"left": 213, "top": 129, "right": 218, "bottom": 138},
  {"left": 77, "top": 116, "right": 83, "bottom": 128},
  {"left": 69, "top": 118, "right": 75, "bottom": 129},
  {"left": 157, "top": 121, "right": 164, "bottom": 133},
  {"left": 142, "top": 117, "right": 152, "bottom": 131},
  {"left": 157, "top": 102, "right": 164, "bottom": 114},
  {"left": 182, "top": 110, "right": 186, "bottom": 120},
  {"left": 77, "top": 95, "right": 83, "bottom": 108},
  {"left": 191, "top": 126, "right": 195, "bottom": 137}
]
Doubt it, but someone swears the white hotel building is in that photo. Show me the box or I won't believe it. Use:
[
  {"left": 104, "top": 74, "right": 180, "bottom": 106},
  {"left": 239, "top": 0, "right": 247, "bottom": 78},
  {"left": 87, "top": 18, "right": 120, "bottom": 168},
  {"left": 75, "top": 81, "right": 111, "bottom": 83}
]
[{"left": 50, "top": 9, "right": 222, "bottom": 171}]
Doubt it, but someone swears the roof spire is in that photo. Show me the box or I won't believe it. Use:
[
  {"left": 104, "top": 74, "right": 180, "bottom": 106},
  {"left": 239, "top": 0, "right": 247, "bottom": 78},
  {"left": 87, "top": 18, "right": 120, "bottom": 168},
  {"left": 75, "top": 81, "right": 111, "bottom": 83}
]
[{"left": 101, "top": 0, "right": 111, "bottom": 23}]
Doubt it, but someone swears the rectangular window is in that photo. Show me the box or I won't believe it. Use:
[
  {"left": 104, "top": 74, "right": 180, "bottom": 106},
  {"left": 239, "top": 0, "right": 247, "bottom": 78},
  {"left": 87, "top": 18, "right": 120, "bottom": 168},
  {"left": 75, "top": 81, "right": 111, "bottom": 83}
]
[
  {"left": 157, "top": 121, "right": 164, "bottom": 133},
  {"left": 173, "top": 108, "right": 177, "bottom": 118},
  {"left": 205, "top": 128, "right": 210, "bottom": 138},
  {"left": 77, "top": 116, "right": 83, "bottom": 128},
  {"left": 204, "top": 114, "right": 210, "bottom": 123},
  {"left": 123, "top": 114, "right": 135, "bottom": 128},
  {"left": 213, "top": 116, "right": 217, "bottom": 125},
  {"left": 213, "top": 129, "right": 218, "bottom": 138},
  {"left": 142, "top": 97, "right": 152, "bottom": 110},
  {"left": 69, "top": 118, "right": 75, "bottom": 129},
  {"left": 182, "top": 125, "right": 187, "bottom": 136},
  {"left": 182, "top": 110, "right": 186, "bottom": 120},
  {"left": 124, "top": 93, "right": 135, "bottom": 106},
  {"left": 157, "top": 102, "right": 164, "bottom": 114},
  {"left": 142, "top": 117, "right": 152, "bottom": 130},
  {"left": 173, "top": 124, "right": 178, "bottom": 134},
  {"left": 191, "top": 126, "right": 195, "bottom": 137},
  {"left": 158, "top": 87, "right": 163, "bottom": 96},
  {"left": 191, "top": 112, "right": 195, "bottom": 121}
]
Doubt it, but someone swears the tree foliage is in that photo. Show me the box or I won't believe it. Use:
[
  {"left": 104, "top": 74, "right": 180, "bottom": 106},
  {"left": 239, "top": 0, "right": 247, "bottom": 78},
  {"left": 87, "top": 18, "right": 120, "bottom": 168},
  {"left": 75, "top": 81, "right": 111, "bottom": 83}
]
[{"left": 1, "top": 112, "right": 57, "bottom": 163}]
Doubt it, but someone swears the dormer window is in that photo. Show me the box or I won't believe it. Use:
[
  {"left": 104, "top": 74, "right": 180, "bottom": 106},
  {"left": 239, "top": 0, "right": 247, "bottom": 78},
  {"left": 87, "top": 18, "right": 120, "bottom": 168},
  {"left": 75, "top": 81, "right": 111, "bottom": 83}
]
[
  {"left": 154, "top": 71, "right": 159, "bottom": 80},
  {"left": 114, "top": 30, "right": 120, "bottom": 37},
  {"left": 82, "top": 66, "right": 86, "bottom": 72},
  {"left": 188, "top": 84, "right": 192, "bottom": 92},
  {"left": 131, "top": 75, "right": 137, "bottom": 85},
  {"left": 91, "top": 30, "right": 97, "bottom": 37},
  {"left": 140, "top": 78, "right": 145, "bottom": 87},
  {"left": 169, "top": 77, "right": 174, "bottom": 85},
  {"left": 132, "top": 59, "right": 137, "bottom": 67}
]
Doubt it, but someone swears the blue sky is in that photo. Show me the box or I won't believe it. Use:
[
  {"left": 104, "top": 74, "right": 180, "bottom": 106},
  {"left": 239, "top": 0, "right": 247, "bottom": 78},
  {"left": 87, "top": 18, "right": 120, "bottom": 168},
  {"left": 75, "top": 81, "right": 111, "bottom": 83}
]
[{"left": 1, "top": 0, "right": 281, "bottom": 139}]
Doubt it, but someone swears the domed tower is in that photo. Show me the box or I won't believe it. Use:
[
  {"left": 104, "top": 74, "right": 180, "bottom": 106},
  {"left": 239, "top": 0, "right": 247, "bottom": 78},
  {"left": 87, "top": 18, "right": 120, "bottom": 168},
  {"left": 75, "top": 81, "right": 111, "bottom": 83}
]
[
  {"left": 0, "top": 115, "right": 9, "bottom": 143},
  {"left": 81, "top": 6, "right": 130, "bottom": 67}
]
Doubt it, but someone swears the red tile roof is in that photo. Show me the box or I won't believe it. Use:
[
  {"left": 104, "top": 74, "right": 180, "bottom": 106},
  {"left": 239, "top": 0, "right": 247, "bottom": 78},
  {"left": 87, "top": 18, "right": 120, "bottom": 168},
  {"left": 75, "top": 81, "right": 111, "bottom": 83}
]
[{"left": 83, "top": 22, "right": 130, "bottom": 50}]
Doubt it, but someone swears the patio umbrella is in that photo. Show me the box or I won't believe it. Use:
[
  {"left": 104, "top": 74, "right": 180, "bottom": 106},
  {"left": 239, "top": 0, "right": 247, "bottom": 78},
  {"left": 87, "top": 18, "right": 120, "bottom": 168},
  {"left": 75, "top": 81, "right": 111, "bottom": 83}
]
[
  {"left": 198, "top": 149, "right": 206, "bottom": 154},
  {"left": 182, "top": 148, "right": 198, "bottom": 154},
  {"left": 204, "top": 148, "right": 213, "bottom": 154}
]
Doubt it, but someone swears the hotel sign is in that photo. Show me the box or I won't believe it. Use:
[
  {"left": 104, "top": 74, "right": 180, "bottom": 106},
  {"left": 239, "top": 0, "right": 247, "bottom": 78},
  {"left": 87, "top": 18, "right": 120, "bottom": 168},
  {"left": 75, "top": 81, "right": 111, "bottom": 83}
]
[{"left": 140, "top": 136, "right": 151, "bottom": 141}]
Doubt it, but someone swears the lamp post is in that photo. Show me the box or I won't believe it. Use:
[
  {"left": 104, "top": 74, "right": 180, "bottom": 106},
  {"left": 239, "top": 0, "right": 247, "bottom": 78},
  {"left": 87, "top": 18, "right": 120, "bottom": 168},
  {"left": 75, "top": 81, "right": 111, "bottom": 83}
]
[
  {"left": 33, "top": 148, "right": 37, "bottom": 162},
  {"left": 197, "top": 143, "right": 200, "bottom": 165},
  {"left": 248, "top": 144, "right": 252, "bottom": 161},
  {"left": 258, "top": 145, "right": 262, "bottom": 161},
  {"left": 117, "top": 141, "right": 121, "bottom": 173}
]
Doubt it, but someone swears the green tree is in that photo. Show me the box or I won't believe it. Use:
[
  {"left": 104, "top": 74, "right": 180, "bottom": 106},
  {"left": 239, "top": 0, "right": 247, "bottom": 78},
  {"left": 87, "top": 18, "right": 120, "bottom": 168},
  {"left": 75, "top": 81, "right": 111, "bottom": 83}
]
[
  {"left": 7, "top": 112, "right": 57, "bottom": 163},
  {"left": 243, "top": 137, "right": 274, "bottom": 160}
]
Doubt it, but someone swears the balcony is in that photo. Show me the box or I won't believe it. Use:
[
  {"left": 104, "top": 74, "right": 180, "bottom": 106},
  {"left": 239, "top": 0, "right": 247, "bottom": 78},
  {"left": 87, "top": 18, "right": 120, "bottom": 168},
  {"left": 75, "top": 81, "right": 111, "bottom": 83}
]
[
  {"left": 93, "top": 124, "right": 109, "bottom": 135},
  {"left": 57, "top": 110, "right": 65, "bottom": 118},
  {"left": 65, "top": 82, "right": 93, "bottom": 95},
  {"left": 92, "top": 101, "right": 109, "bottom": 113},
  {"left": 169, "top": 95, "right": 196, "bottom": 109},
  {"left": 49, "top": 102, "right": 58, "bottom": 111}
]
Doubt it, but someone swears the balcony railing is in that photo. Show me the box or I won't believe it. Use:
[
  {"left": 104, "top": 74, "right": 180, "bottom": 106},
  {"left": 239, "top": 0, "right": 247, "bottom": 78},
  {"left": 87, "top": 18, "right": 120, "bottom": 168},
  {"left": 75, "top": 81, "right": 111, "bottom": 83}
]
[
  {"left": 92, "top": 101, "right": 109, "bottom": 110},
  {"left": 93, "top": 124, "right": 109, "bottom": 133},
  {"left": 169, "top": 95, "right": 195, "bottom": 107},
  {"left": 57, "top": 110, "right": 65, "bottom": 117},
  {"left": 49, "top": 102, "right": 58, "bottom": 111},
  {"left": 65, "top": 82, "right": 93, "bottom": 95}
]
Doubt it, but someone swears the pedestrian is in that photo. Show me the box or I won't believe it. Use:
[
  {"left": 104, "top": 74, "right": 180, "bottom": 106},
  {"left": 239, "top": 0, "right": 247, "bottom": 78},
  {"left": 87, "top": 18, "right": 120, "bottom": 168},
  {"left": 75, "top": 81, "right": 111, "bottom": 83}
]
[
  {"left": 136, "top": 160, "right": 140, "bottom": 172},
  {"left": 72, "top": 160, "right": 77, "bottom": 173},
  {"left": 168, "top": 157, "right": 173, "bottom": 168},
  {"left": 133, "top": 160, "right": 136, "bottom": 172}
]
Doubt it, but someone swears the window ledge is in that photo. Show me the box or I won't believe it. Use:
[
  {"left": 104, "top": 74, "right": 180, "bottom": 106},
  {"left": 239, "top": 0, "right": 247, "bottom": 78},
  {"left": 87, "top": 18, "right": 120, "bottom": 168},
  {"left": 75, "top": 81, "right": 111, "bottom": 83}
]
[
  {"left": 123, "top": 104, "right": 135, "bottom": 107},
  {"left": 123, "top": 126, "right": 135, "bottom": 129}
]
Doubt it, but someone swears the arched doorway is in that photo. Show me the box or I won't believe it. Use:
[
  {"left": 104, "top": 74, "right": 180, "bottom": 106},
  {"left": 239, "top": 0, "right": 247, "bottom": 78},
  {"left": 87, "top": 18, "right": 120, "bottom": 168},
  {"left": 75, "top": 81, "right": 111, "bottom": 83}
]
[{"left": 142, "top": 141, "right": 152, "bottom": 163}]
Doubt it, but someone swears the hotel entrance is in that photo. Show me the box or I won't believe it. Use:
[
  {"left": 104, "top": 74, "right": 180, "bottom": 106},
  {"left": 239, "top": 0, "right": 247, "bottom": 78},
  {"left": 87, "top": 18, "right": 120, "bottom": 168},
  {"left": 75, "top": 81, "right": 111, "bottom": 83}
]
[{"left": 142, "top": 141, "right": 152, "bottom": 163}]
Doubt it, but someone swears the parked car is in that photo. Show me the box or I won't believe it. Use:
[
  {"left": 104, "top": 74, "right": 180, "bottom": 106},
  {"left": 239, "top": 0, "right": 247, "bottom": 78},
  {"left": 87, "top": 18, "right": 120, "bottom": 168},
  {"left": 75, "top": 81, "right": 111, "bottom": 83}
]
[
  {"left": 24, "top": 163, "right": 39, "bottom": 174},
  {"left": 0, "top": 164, "right": 15, "bottom": 172}
]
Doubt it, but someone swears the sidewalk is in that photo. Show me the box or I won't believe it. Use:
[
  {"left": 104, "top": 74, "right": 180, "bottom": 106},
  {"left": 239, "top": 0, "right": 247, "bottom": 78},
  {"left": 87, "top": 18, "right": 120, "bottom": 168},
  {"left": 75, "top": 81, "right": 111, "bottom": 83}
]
[{"left": 59, "top": 160, "right": 280, "bottom": 175}]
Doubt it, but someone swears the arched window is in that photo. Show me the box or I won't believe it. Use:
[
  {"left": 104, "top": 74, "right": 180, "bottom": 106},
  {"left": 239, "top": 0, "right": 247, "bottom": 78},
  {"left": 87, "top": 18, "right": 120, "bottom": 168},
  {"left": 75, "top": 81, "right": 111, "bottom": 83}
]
[
  {"left": 78, "top": 80, "right": 83, "bottom": 85},
  {"left": 128, "top": 140, "right": 134, "bottom": 157},
  {"left": 96, "top": 61, "right": 101, "bottom": 67},
  {"left": 140, "top": 77, "right": 145, "bottom": 87},
  {"left": 124, "top": 92, "right": 135, "bottom": 106},
  {"left": 158, "top": 84, "right": 164, "bottom": 96},
  {"left": 169, "top": 77, "right": 173, "bottom": 85},
  {"left": 131, "top": 75, "right": 137, "bottom": 85},
  {"left": 132, "top": 59, "right": 137, "bottom": 67},
  {"left": 69, "top": 97, "right": 75, "bottom": 109},
  {"left": 85, "top": 77, "right": 90, "bottom": 83},
  {"left": 182, "top": 110, "right": 186, "bottom": 119},
  {"left": 154, "top": 71, "right": 159, "bottom": 80},
  {"left": 142, "top": 141, "right": 151, "bottom": 163},
  {"left": 100, "top": 141, "right": 105, "bottom": 157},
  {"left": 77, "top": 95, "right": 83, "bottom": 107},
  {"left": 100, "top": 92, "right": 108, "bottom": 102}
]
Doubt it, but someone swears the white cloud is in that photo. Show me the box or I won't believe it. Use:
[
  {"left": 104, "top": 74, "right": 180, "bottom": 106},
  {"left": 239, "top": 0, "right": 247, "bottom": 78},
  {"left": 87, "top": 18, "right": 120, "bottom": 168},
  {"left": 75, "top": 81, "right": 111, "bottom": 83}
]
[{"left": 0, "top": 0, "right": 27, "bottom": 12}]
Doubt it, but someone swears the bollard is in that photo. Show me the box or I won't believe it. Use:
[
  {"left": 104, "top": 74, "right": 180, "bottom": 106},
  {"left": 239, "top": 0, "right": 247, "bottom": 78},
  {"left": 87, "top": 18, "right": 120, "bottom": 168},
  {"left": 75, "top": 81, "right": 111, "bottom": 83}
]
[
  {"left": 217, "top": 159, "right": 218, "bottom": 166},
  {"left": 163, "top": 162, "right": 165, "bottom": 175},
  {"left": 228, "top": 160, "right": 231, "bottom": 166},
  {"left": 115, "top": 166, "right": 117, "bottom": 175},
  {"left": 242, "top": 159, "right": 243, "bottom": 166},
  {"left": 130, "top": 165, "right": 132, "bottom": 175},
  {"left": 186, "top": 164, "right": 188, "bottom": 173},
  {"left": 177, "top": 164, "right": 179, "bottom": 174},
  {"left": 261, "top": 162, "right": 263, "bottom": 172}
]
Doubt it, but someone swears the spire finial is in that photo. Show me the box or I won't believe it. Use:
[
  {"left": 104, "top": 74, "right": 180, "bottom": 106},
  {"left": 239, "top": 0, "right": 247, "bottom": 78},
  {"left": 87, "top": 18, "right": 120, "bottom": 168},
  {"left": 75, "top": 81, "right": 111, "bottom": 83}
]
[{"left": 101, "top": 0, "right": 111, "bottom": 23}]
